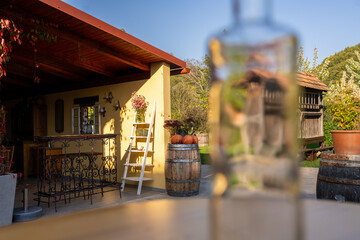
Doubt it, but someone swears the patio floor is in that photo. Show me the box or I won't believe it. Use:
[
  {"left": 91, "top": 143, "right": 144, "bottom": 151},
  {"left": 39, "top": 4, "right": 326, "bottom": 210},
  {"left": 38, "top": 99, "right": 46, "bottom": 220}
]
[
  {"left": 13, "top": 165, "right": 212, "bottom": 219},
  {"left": 13, "top": 166, "right": 317, "bottom": 220}
]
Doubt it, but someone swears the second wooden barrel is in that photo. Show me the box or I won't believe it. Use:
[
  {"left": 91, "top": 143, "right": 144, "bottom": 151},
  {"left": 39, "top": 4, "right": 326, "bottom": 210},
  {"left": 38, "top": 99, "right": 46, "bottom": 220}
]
[
  {"left": 316, "top": 151, "right": 360, "bottom": 202},
  {"left": 197, "top": 134, "right": 209, "bottom": 147},
  {"left": 165, "top": 144, "right": 201, "bottom": 197}
]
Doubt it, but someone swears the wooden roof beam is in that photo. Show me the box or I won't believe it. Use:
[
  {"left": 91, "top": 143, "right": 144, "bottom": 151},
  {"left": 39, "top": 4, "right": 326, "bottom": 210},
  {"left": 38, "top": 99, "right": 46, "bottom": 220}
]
[
  {"left": 10, "top": 54, "right": 84, "bottom": 81},
  {"left": 42, "top": 50, "right": 116, "bottom": 78},
  {"left": 6, "top": 63, "right": 66, "bottom": 87},
  {"left": 2, "top": 75, "right": 34, "bottom": 88},
  {"left": 95, "top": 46, "right": 149, "bottom": 71},
  {"left": 11, "top": 42, "right": 115, "bottom": 78},
  {"left": 61, "top": 71, "right": 151, "bottom": 93},
  {"left": 2, "top": 9, "right": 150, "bottom": 72},
  {"left": 39, "top": 0, "right": 186, "bottom": 70}
]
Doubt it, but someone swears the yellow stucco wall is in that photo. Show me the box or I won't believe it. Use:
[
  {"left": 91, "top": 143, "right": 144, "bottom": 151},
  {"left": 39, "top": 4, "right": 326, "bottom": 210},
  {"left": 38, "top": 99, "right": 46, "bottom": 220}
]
[{"left": 42, "top": 62, "right": 171, "bottom": 190}]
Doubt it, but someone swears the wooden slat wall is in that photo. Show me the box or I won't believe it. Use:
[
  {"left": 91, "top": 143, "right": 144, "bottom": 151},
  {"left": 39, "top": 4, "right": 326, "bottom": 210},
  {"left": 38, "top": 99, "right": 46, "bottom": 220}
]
[{"left": 298, "top": 89, "right": 324, "bottom": 139}]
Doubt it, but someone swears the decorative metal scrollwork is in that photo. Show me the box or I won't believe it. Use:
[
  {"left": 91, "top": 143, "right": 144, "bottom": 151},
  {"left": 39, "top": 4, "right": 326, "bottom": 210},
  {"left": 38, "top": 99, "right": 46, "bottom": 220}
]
[{"left": 34, "top": 134, "right": 120, "bottom": 211}]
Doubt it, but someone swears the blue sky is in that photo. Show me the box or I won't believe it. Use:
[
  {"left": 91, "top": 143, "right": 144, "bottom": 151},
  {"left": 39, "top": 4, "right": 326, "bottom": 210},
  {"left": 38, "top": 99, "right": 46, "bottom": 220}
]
[{"left": 62, "top": 0, "right": 360, "bottom": 64}]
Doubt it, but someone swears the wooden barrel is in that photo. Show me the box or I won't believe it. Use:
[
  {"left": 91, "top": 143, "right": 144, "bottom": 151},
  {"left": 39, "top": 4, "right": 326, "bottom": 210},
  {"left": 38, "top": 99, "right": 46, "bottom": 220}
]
[
  {"left": 316, "top": 151, "right": 360, "bottom": 202},
  {"left": 197, "top": 134, "right": 209, "bottom": 147},
  {"left": 165, "top": 144, "right": 201, "bottom": 197}
]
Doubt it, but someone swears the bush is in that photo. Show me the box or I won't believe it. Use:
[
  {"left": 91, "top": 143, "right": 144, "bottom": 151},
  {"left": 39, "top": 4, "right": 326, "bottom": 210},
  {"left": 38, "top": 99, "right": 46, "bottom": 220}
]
[
  {"left": 324, "top": 72, "right": 360, "bottom": 130},
  {"left": 323, "top": 110, "right": 340, "bottom": 146}
]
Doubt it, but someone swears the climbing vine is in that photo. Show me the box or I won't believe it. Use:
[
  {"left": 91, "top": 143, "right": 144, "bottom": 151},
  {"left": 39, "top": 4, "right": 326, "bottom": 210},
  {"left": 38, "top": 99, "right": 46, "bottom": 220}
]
[
  {"left": 0, "top": 16, "right": 59, "bottom": 84},
  {"left": 0, "top": 18, "right": 22, "bottom": 79}
]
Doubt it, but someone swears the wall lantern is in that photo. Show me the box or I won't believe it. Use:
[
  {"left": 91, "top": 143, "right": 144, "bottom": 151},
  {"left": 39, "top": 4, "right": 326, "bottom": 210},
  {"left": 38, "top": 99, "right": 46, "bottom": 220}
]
[
  {"left": 99, "top": 107, "right": 106, "bottom": 117},
  {"left": 113, "top": 100, "right": 121, "bottom": 111},
  {"left": 104, "top": 91, "right": 113, "bottom": 103}
]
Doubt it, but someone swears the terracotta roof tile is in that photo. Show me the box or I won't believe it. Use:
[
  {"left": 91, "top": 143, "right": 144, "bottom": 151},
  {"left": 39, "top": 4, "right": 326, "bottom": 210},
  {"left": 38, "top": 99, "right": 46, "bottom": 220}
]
[
  {"left": 233, "top": 69, "right": 330, "bottom": 92},
  {"left": 296, "top": 71, "right": 330, "bottom": 91}
]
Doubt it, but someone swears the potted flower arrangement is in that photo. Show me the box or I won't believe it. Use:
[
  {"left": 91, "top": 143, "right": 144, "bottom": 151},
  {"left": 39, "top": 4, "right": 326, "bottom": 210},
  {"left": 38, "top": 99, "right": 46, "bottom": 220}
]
[
  {"left": 163, "top": 118, "right": 199, "bottom": 144},
  {"left": 324, "top": 72, "right": 360, "bottom": 155},
  {"left": 131, "top": 91, "right": 149, "bottom": 123},
  {"left": 0, "top": 105, "right": 17, "bottom": 227}
]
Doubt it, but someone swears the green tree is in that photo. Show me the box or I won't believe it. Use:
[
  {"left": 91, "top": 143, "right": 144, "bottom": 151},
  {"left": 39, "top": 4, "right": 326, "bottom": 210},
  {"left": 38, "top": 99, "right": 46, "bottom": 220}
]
[
  {"left": 317, "top": 43, "right": 360, "bottom": 85},
  {"left": 170, "top": 56, "right": 211, "bottom": 133},
  {"left": 297, "top": 47, "right": 330, "bottom": 81},
  {"left": 296, "top": 46, "right": 311, "bottom": 72},
  {"left": 297, "top": 47, "right": 319, "bottom": 73},
  {"left": 314, "top": 58, "right": 330, "bottom": 81},
  {"left": 345, "top": 50, "right": 360, "bottom": 82}
]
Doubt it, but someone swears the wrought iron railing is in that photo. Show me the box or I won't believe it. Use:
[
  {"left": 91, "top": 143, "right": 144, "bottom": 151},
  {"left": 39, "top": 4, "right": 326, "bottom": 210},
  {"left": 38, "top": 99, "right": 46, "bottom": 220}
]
[{"left": 35, "top": 134, "right": 120, "bottom": 211}]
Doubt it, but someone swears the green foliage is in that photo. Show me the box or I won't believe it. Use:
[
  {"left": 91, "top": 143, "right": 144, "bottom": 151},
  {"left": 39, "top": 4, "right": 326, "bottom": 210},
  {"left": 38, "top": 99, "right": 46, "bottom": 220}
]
[
  {"left": 323, "top": 110, "right": 340, "bottom": 146},
  {"left": 317, "top": 43, "right": 360, "bottom": 85},
  {"left": 163, "top": 119, "right": 183, "bottom": 135},
  {"left": 300, "top": 158, "right": 320, "bottom": 168},
  {"left": 170, "top": 56, "right": 210, "bottom": 133},
  {"left": 297, "top": 46, "right": 318, "bottom": 73},
  {"left": 222, "top": 71, "right": 247, "bottom": 111},
  {"left": 297, "top": 47, "right": 330, "bottom": 81},
  {"left": 164, "top": 118, "right": 200, "bottom": 135},
  {"left": 324, "top": 72, "right": 360, "bottom": 130},
  {"left": 313, "top": 58, "right": 330, "bottom": 81},
  {"left": 297, "top": 46, "right": 310, "bottom": 72},
  {"left": 345, "top": 50, "right": 360, "bottom": 82},
  {"left": 199, "top": 146, "right": 211, "bottom": 165}
]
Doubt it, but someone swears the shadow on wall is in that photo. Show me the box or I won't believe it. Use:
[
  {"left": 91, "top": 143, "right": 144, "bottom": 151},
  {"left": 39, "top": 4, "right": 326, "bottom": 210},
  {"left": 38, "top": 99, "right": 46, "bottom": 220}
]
[
  {"left": 119, "top": 92, "right": 156, "bottom": 185},
  {"left": 100, "top": 80, "right": 157, "bottom": 181}
]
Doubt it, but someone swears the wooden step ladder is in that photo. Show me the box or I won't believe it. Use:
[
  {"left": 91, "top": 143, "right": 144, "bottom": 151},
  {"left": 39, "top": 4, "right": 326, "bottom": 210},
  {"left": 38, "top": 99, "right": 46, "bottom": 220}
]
[{"left": 121, "top": 101, "right": 156, "bottom": 195}]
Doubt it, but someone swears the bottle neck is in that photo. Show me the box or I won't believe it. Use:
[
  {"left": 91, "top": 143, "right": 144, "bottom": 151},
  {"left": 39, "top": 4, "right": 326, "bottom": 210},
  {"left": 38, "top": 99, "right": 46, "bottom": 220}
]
[{"left": 233, "top": 0, "right": 271, "bottom": 24}]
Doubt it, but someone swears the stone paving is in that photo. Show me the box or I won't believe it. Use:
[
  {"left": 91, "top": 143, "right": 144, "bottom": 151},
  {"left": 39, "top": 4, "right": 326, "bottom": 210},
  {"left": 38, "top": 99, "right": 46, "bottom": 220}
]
[
  {"left": 13, "top": 166, "right": 319, "bottom": 219},
  {"left": 299, "top": 167, "right": 319, "bottom": 199}
]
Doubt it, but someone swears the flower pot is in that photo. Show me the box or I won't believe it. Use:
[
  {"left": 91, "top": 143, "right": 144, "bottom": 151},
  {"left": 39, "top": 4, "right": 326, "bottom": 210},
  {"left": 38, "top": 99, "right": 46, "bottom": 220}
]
[
  {"left": 331, "top": 130, "right": 360, "bottom": 155},
  {"left": 136, "top": 111, "right": 145, "bottom": 123},
  {"left": 0, "top": 173, "right": 17, "bottom": 227}
]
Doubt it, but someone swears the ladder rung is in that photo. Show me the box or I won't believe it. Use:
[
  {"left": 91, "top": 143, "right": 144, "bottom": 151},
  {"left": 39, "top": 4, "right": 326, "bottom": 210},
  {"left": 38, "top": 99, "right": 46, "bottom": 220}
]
[
  {"left": 122, "top": 177, "right": 153, "bottom": 182},
  {"left": 122, "top": 101, "right": 156, "bottom": 195},
  {"left": 129, "top": 136, "right": 153, "bottom": 139},
  {"left": 126, "top": 150, "right": 154, "bottom": 153},
  {"left": 124, "top": 163, "right": 154, "bottom": 167}
]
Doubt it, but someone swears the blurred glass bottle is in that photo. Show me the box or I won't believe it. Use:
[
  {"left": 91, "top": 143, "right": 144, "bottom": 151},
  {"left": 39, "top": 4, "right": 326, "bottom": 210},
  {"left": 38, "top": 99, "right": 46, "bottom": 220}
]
[{"left": 208, "top": 0, "right": 301, "bottom": 239}]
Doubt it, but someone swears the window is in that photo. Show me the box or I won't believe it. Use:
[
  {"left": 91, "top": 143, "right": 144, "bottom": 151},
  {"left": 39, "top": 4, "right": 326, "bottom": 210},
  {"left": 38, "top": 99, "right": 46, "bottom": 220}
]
[{"left": 72, "top": 105, "right": 101, "bottom": 134}]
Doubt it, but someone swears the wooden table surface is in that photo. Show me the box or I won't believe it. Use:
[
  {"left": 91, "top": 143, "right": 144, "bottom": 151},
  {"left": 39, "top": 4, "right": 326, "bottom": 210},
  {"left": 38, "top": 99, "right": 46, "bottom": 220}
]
[{"left": 1, "top": 198, "right": 360, "bottom": 240}]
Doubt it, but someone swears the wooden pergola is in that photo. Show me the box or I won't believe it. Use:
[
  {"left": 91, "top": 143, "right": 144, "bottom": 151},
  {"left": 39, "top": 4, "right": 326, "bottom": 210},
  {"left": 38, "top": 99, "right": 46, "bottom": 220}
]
[{"left": 0, "top": 0, "right": 189, "bottom": 100}]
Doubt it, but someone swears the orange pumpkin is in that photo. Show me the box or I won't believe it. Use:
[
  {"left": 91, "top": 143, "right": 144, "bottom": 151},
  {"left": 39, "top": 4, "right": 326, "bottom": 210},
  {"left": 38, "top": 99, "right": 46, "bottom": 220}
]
[
  {"left": 192, "top": 135, "right": 198, "bottom": 144},
  {"left": 171, "top": 134, "right": 183, "bottom": 144},
  {"left": 182, "top": 135, "right": 194, "bottom": 144}
]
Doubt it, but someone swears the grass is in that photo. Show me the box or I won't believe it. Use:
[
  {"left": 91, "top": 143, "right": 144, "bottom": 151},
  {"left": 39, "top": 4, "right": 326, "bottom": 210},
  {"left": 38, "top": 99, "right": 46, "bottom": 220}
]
[
  {"left": 301, "top": 143, "right": 321, "bottom": 168},
  {"left": 300, "top": 158, "right": 320, "bottom": 168},
  {"left": 199, "top": 146, "right": 211, "bottom": 165}
]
